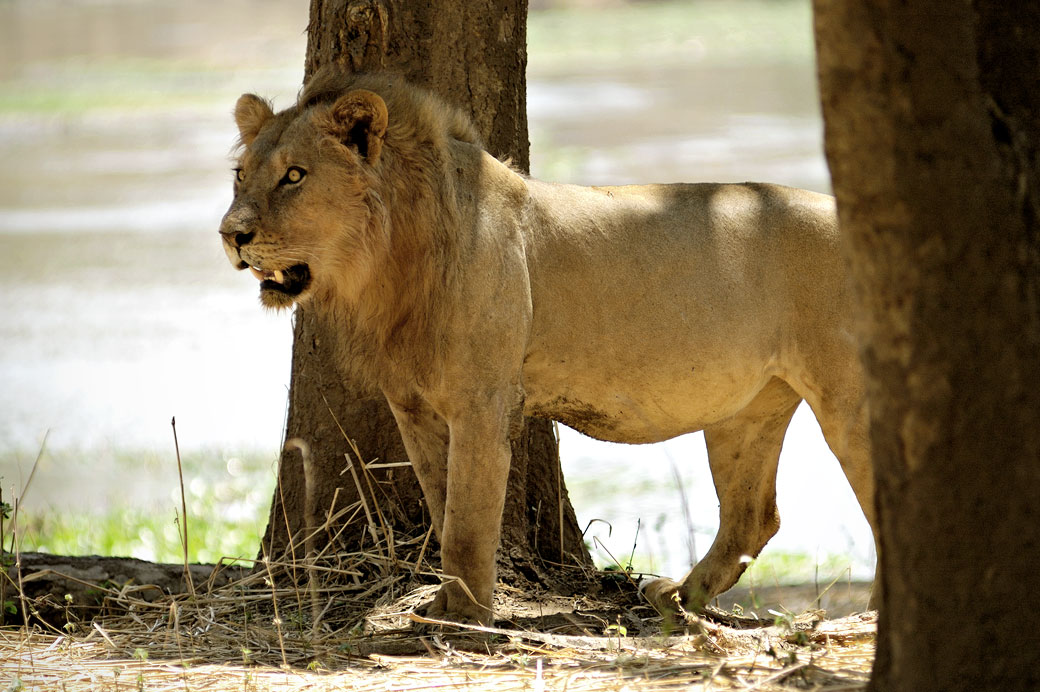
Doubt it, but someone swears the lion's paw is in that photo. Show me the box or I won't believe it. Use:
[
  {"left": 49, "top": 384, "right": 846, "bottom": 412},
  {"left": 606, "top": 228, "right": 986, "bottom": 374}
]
[
  {"left": 640, "top": 576, "right": 685, "bottom": 616},
  {"left": 413, "top": 588, "right": 493, "bottom": 631}
]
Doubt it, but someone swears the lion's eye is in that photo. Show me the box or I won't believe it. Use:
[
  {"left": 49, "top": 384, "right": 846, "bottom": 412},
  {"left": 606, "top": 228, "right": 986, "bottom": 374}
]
[
  {"left": 280, "top": 166, "right": 306, "bottom": 185},
  {"left": 234, "top": 168, "right": 245, "bottom": 183}
]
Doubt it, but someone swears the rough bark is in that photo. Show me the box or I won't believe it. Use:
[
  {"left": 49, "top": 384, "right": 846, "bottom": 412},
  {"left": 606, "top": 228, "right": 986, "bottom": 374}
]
[
  {"left": 260, "top": 0, "right": 591, "bottom": 587},
  {"left": 814, "top": 2, "right": 1040, "bottom": 690}
]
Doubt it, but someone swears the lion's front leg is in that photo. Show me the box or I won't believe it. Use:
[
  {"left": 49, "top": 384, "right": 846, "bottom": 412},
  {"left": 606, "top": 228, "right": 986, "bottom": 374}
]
[
  {"left": 426, "top": 400, "right": 514, "bottom": 626},
  {"left": 386, "top": 397, "right": 450, "bottom": 540}
]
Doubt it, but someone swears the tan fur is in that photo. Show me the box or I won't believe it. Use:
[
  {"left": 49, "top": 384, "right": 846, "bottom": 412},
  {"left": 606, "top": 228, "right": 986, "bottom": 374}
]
[{"left": 219, "top": 67, "right": 879, "bottom": 625}]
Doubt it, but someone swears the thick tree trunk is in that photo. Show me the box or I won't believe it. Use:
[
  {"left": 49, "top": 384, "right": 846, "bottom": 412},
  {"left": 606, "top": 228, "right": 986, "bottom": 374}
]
[
  {"left": 260, "top": 0, "right": 590, "bottom": 588},
  {"left": 815, "top": 2, "right": 1040, "bottom": 690}
]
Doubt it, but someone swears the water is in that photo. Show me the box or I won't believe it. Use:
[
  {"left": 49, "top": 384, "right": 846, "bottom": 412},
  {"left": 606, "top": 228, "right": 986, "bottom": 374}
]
[{"left": 0, "top": 0, "right": 873, "bottom": 579}]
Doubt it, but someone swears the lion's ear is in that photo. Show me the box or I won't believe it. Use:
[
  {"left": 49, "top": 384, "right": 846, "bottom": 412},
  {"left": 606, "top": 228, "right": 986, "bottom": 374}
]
[
  {"left": 327, "top": 89, "right": 388, "bottom": 163},
  {"left": 234, "top": 94, "right": 274, "bottom": 147}
]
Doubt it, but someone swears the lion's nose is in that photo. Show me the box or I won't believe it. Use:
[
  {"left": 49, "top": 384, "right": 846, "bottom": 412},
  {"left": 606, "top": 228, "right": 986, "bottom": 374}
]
[{"left": 220, "top": 229, "right": 255, "bottom": 248}]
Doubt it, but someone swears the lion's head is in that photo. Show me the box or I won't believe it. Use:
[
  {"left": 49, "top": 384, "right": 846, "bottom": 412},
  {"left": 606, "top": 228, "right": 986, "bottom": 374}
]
[{"left": 218, "top": 74, "right": 392, "bottom": 310}]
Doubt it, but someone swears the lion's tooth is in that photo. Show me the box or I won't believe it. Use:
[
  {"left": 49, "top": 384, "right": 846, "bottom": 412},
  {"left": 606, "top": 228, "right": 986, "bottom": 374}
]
[
  {"left": 249, "top": 266, "right": 264, "bottom": 281},
  {"left": 273, "top": 269, "right": 285, "bottom": 283}
]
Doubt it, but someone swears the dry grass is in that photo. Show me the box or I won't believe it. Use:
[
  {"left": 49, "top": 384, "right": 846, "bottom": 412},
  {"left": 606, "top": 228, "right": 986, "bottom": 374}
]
[
  {"left": 1, "top": 433, "right": 875, "bottom": 689},
  {"left": 0, "top": 546, "right": 875, "bottom": 691}
]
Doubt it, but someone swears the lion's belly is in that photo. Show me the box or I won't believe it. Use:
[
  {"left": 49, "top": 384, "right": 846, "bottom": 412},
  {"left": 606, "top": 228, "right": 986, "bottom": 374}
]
[
  {"left": 521, "top": 358, "right": 775, "bottom": 444},
  {"left": 520, "top": 256, "right": 789, "bottom": 444}
]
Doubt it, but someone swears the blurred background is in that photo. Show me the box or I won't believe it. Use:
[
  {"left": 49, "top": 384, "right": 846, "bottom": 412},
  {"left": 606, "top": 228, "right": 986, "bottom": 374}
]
[{"left": 0, "top": 0, "right": 873, "bottom": 589}]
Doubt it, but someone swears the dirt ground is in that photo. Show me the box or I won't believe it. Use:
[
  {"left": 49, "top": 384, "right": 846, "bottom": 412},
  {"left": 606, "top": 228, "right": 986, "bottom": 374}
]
[
  {"left": 2, "top": 553, "right": 876, "bottom": 690},
  {"left": 2, "top": 583, "right": 876, "bottom": 691}
]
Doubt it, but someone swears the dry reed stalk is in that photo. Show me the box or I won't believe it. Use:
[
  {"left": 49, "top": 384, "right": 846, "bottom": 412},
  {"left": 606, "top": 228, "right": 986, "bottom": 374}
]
[
  {"left": 320, "top": 393, "right": 402, "bottom": 569},
  {"left": 170, "top": 417, "right": 197, "bottom": 600},
  {"left": 262, "top": 554, "right": 289, "bottom": 667},
  {"left": 315, "top": 486, "right": 345, "bottom": 556},
  {"left": 411, "top": 524, "right": 435, "bottom": 578},
  {"left": 12, "top": 499, "right": 30, "bottom": 638},
  {"left": 591, "top": 537, "right": 645, "bottom": 595},
  {"left": 318, "top": 392, "right": 387, "bottom": 561},
  {"left": 356, "top": 439, "right": 399, "bottom": 564},
  {"left": 285, "top": 438, "right": 323, "bottom": 636},
  {"left": 553, "top": 421, "right": 565, "bottom": 563},
  {"left": 667, "top": 455, "right": 698, "bottom": 566},
  {"left": 272, "top": 451, "right": 301, "bottom": 584},
  {"left": 0, "top": 489, "right": 6, "bottom": 628},
  {"left": 344, "top": 452, "right": 382, "bottom": 555},
  {"left": 6, "top": 435, "right": 49, "bottom": 631},
  {"left": 12, "top": 432, "right": 47, "bottom": 509}
]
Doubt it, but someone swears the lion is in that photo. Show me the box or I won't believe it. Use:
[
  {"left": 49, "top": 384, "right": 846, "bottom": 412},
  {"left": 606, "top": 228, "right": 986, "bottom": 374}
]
[{"left": 219, "top": 66, "right": 878, "bottom": 625}]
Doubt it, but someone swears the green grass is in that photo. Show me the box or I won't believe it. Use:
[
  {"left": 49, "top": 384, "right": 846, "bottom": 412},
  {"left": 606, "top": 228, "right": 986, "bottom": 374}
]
[
  {"left": 15, "top": 507, "right": 260, "bottom": 565},
  {"left": 736, "top": 549, "right": 854, "bottom": 588},
  {"left": 1, "top": 449, "right": 276, "bottom": 565}
]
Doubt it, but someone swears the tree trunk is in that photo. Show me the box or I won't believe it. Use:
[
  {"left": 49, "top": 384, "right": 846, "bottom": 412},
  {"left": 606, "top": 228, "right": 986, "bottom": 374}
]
[
  {"left": 814, "top": 2, "right": 1040, "bottom": 690},
  {"left": 260, "top": 0, "right": 591, "bottom": 590}
]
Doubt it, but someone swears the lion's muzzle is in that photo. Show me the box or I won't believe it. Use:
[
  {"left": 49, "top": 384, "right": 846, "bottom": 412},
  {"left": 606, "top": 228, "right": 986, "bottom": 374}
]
[
  {"left": 218, "top": 215, "right": 313, "bottom": 309},
  {"left": 219, "top": 204, "right": 257, "bottom": 270}
]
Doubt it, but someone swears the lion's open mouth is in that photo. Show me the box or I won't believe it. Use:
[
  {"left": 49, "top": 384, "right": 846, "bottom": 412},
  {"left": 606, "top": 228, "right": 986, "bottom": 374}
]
[{"left": 249, "top": 263, "right": 311, "bottom": 297}]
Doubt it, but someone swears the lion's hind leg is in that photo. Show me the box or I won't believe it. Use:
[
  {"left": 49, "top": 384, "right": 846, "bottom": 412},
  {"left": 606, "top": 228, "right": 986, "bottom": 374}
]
[
  {"left": 643, "top": 377, "right": 801, "bottom": 616},
  {"left": 802, "top": 381, "right": 880, "bottom": 610}
]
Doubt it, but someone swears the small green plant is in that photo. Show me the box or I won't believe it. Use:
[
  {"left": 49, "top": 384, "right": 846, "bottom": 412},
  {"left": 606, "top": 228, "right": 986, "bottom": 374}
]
[
  {"left": 770, "top": 609, "right": 810, "bottom": 647},
  {"left": 61, "top": 592, "right": 78, "bottom": 632},
  {"left": 1, "top": 494, "right": 12, "bottom": 559},
  {"left": 766, "top": 644, "right": 799, "bottom": 666}
]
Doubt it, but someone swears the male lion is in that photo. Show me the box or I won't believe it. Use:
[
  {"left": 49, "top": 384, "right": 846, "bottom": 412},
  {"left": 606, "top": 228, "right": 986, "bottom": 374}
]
[{"left": 219, "top": 66, "right": 877, "bottom": 625}]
